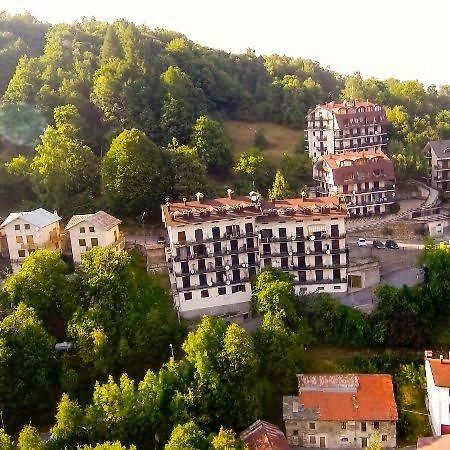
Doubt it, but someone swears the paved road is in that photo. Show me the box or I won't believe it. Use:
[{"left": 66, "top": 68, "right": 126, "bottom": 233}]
[
  {"left": 347, "top": 237, "right": 425, "bottom": 250},
  {"left": 339, "top": 267, "right": 423, "bottom": 312}
]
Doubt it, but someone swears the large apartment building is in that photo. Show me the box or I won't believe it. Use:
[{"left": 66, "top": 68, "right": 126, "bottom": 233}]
[
  {"left": 0, "top": 208, "right": 61, "bottom": 272},
  {"left": 306, "top": 100, "right": 390, "bottom": 159},
  {"left": 283, "top": 374, "right": 398, "bottom": 448},
  {"left": 423, "top": 140, "right": 450, "bottom": 196},
  {"left": 313, "top": 149, "right": 396, "bottom": 216},
  {"left": 161, "top": 192, "right": 348, "bottom": 319}
]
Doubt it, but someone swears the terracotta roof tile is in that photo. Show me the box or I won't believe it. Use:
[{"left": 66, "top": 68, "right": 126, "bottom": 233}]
[
  {"left": 240, "top": 420, "right": 290, "bottom": 450},
  {"left": 428, "top": 359, "right": 450, "bottom": 388},
  {"left": 297, "top": 374, "right": 398, "bottom": 421},
  {"left": 65, "top": 211, "right": 121, "bottom": 231}
]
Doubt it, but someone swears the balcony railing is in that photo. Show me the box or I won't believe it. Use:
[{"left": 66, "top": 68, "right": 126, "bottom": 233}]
[
  {"left": 175, "top": 261, "right": 257, "bottom": 277},
  {"left": 178, "top": 277, "right": 251, "bottom": 292},
  {"left": 294, "top": 278, "right": 347, "bottom": 286},
  {"left": 174, "top": 231, "right": 255, "bottom": 247}
]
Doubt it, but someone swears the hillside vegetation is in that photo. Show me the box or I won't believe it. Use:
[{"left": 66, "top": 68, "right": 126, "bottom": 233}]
[
  {"left": 2, "top": 12, "right": 450, "bottom": 217},
  {"left": 224, "top": 120, "right": 304, "bottom": 164}
]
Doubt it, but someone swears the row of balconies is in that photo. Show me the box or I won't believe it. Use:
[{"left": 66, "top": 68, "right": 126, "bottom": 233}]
[
  {"left": 173, "top": 244, "right": 347, "bottom": 262},
  {"left": 178, "top": 276, "right": 252, "bottom": 292},
  {"left": 174, "top": 231, "right": 256, "bottom": 247},
  {"left": 260, "top": 233, "right": 345, "bottom": 243},
  {"left": 346, "top": 196, "right": 395, "bottom": 207}
]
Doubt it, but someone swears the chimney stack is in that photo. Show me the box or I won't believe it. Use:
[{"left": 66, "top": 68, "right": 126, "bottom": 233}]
[
  {"left": 227, "top": 188, "right": 234, "bottom": 199},
  {"left": 182, "top": 197, "right": 187, "bottom": 206},
  {"left": 196, "top": 192, "right": 204, "bottom": 204}
]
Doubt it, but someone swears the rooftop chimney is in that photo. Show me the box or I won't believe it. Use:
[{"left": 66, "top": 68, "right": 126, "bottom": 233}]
[
  {"left": 196, "top": 192, "right": 204, "bottom": 204},
  {"left": 227, "top": 188, "right": 234, "bottom": 199},
  {"left": 182, "top": 197, "right": 187, "bottom": 206}
]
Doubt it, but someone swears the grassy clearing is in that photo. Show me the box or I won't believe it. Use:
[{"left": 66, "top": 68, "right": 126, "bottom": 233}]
[{"left": 223, "top": 120, "right": 304, "bottom": 165}]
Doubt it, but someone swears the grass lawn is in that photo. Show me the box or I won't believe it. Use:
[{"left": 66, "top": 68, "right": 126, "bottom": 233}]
[{"left": 223, "top": 120, "right": 304, "bottom": 165}]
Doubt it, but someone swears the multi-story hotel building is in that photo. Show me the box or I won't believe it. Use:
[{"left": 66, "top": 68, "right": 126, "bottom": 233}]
[
  {"left": 161, "top": 191, "right": 348, "bottom": 319},
  {"left": 313, "top": 149, "right": 396, "bottom": 216},
  {"left": 423, "top": 140, "right": 450, "bottom": 196},
  {"left": 306, "top": 100, "right": 390, "bottom": 159},
  {"left": 0, "top": 208, "right": 61, "bottom": 272}
]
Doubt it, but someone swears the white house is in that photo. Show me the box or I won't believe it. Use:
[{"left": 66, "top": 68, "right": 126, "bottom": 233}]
[
  {"left": 65, "top": 211, "right": 123, "bottom": 264},
  {"left": 425, "top": 352, "right": 450, "bottom": 436},
  {"left": 0, "top": 208, "right": 61, "bottom": 272}
]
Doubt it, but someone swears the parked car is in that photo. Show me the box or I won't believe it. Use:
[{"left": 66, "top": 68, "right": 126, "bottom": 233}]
[
  {"left": 385, "top": 239, "right": 399, "bottom": 249},
  {"left": 372, "top": 240, "right": 385, "bottom": 249},
  {"left": 357, "top": 238, "right": 368, "bottom": 247}
]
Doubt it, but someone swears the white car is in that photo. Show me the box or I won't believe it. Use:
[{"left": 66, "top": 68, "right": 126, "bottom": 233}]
[{"left": 357, "top": 238, "right": 368, "bottom": 247}]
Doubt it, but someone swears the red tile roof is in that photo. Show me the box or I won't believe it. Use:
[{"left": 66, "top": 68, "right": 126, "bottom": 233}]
[
  {"left": 65, "top": 211, "right": 121, "bottom": 231},
  {"left": 428, "top": 359, "right": 450, "bottom": 388},
  {"left": 320, "top": 100, "right": 377, "bottom": 113},
  {"left": 298, "top": 374, "right": 398, "bottom": 421},
  {"left": 162, "top": 195, "right": 347, "bottom": 227},
  {"left": 417, "top": 435, "right": 450, "bottom": 449},
  {"left": 240, "top": 420, "right": 290, "bottom": 450},
  {"left": 318, "top": 150, "right": 395, "bottom": 186}
]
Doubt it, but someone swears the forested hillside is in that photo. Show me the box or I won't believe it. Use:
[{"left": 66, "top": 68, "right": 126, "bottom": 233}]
[{"left": 2, "top": 12, "right": 450, "bottom": 217}]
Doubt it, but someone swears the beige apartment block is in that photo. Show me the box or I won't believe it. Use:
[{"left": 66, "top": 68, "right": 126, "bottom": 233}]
[{"left": 162, "top": 191, "right": 349, "bottom": 319}]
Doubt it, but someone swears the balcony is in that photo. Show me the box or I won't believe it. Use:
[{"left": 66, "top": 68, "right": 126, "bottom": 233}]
[
  {"left": 174, "top": 231, "right": 255, "bottom": 247},
  {"left": 294, "top": 278, "right": 346, "bottom": 286},
  {"left": 178, "top": 277, "right": 251, "bottom": 292},
  {"left": 316, "top": 135, "right": 327, "bottom": 142},
  {"left": 175, "top": 260, "right": 257, "bottom": 277}
]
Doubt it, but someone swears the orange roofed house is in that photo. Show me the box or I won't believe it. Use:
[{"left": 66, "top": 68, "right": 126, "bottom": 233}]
[
  {"left": 313, "top": 149, "right": 396, "bottom": 217},
  {"left": 240, "top": 420, "right": 290, "bottom": 450},
  {"left": 283, "top": 374, "right": 398, "bottom": 448},
  {"left": 425, "top": 352, "right": 450, "bottom": 436},
  {"left": 306, "top": 100, "right": 390, "bottom": 159},
  {"left": 162, "top": 191, "right": 349, "bottom": 319}
]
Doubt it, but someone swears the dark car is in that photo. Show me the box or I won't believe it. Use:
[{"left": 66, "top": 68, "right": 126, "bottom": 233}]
[
  {"left": 372, "top": 240, "right": 385, "bottom": 249},
  {"left": 157, "top": 236, "right": 167, "bottom": 245},
  {"left": 385, "top": 239, "right": 399, "bottom": 249}
]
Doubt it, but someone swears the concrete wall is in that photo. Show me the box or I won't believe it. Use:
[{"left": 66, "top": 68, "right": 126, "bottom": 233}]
[{"left": 285, "top": 419, "right": 396, "bottom": 448}]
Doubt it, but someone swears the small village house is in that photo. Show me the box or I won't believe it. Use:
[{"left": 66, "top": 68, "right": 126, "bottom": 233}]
[
  {"left": 283, "top": 373, "right": 398, "bottom": 448},
  {"left": 240, "top": 420, "right": 290, "bottom": 450}
]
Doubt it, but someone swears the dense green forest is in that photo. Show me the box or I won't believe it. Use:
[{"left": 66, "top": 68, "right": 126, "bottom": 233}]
[{"left": 3, "top": 12, "right": 450, "bottom": 217}]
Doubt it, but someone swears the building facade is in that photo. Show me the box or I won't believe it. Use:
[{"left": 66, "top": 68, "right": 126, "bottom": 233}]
[
  {"left": 306, "top": 100, "right": 390, "bottom": 159},
  {"left": 423, "top": 140, "right": 450, "bottom": 195},
  {"left": 283, "top": 374, "right": 398, "bottom": 448},
  {"left": 0, "top": 208, "right": 61, "bottom": 272},
  {"left": 161, "top": 192, "right": 349, "bottom": 319},
  {"left": 313, "top": 149, "right": 396, "bottom": 216},
  {"left": 65, "top": 211, "right": 123, "bottom": 264},
  {"left": 425, "top": 353, "right": 450, "bottom": 436}
]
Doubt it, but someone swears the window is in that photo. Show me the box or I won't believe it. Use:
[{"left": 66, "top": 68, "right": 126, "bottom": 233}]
[
  {"left": 381, "top": 435, "right": 387, "bottom": 442},
  {"left": 361, "top": 422, "right": 366, "bottom": 432},
  {"left": 245, "top": 222, "right": 253, "bottom": 234},
  {"left": 218, "top": 287, "right": 226, "bottom": 295},
  {"left": 309, "top": 436, "right": 316, "bottom": 445},
  {"left": 26, "top": 235, "right": 34, "bottom": 244},
  {"left": 309, "top": 423, "right": 315, "bottom": 430},
  {"left": 214, "top": 242, "right": 222, "bottom": 254},
  {"left": 80, "top": 227, "right": 85, "bottom": 233},
  {"left": 212, "top": 226, "right": 220, "bottom": 240},
  {"left": 195, "top": 228, "right": 203, "bottom": 242},
  {"left": 178, "top": 231, "right": 186, "bottom": 243},
  {"left": 24, "top": 223, "right": 30, "bottom": 230},
  {"left": 341, "top": 422, "right": 347, "bottom": 430},
  {"left": 79, "top": 238, "right": 86, "bottom": 247},
  {"left": 184, "top": 292, "right": 192, "bottom": 301},
  {"left": 14, "top": 224, "right": 20, "bottom": 230},
  {"left": 89, "top": 226, "right": 95, "bottom": 232},
  {"left": 18, "top": 250, "right": 26, "bottom": 258},
  {"left": 182, "top": 276, "right": 190, "bottom": 288},
  {"left": 201, "top": 289, "right": 209, "bottom": 298},
  {"left": 278, "top": 227, "right": 287, "bottom": 239},
  {"left": 16, "top": 236, "right": 23, "bottom": 244},
  {"left": 293, "top": 430, "right": 299, "bottom": 436},
  {"left": 215, "top": 257, "right": 223, "bottom": 267},
  {"left": 199, "top": 274, "right": 207, "bottom": 286},
  {"left": 374, "top": 421, "right": 379, "bottom": 430},
  {"left": 91, "top": 238, "right": 99, "bottom": 247}
]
